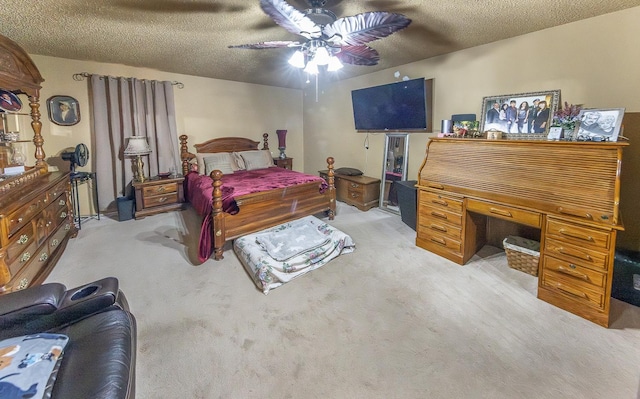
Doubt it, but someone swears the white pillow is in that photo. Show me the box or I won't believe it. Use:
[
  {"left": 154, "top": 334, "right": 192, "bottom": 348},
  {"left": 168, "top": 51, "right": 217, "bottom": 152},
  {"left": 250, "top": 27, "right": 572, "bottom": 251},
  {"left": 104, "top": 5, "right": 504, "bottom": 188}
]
[
  {"left": 236, "top": 150, "right": 274, "bottom": 171},
  {"left": 195, "top": 153, "right": 238, "bottom": 175}
]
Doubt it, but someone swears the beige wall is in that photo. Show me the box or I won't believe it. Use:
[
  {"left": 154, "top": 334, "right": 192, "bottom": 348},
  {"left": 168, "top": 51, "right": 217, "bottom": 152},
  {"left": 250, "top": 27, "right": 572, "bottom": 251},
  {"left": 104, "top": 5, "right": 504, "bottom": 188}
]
[
  {"left": 303, "top": 6, "right": 640, "bottom": 251},
  {"left": 28, "top": 56, "right": 304, "bottom": 172}
]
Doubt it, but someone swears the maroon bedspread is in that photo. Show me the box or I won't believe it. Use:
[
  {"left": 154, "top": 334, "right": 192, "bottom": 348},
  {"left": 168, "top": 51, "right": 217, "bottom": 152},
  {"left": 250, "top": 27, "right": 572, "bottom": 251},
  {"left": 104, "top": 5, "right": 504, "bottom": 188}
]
[{"left": 185, "top": 167, "right": 328, "bottom": 262}]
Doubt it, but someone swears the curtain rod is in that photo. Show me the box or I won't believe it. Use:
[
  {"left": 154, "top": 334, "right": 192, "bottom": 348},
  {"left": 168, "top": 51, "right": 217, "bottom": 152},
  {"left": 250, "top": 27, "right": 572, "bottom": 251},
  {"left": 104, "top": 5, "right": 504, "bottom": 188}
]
[{"left": 72, "top": 72, "right": 184, "bottom": 89}]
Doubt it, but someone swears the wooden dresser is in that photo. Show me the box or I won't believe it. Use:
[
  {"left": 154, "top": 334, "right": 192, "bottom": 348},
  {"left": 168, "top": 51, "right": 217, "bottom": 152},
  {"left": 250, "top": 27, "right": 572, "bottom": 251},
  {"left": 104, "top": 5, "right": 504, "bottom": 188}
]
[
  {"left": 0, "top": 33, "right": 75, "bottom": 294},
  {"left": 133, "top": 175, "right": 185, "bottom": 219},
  {"left": 416, "top": 138, "right": 626, "bottom": 327},
  {"left": 320, "top": 170, "right": 380, "bottom": 211}
]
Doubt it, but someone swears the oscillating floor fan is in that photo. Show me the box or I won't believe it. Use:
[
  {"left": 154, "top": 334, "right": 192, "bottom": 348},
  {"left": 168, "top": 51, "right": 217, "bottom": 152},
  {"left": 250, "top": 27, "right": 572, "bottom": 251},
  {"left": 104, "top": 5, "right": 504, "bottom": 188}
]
[{"left": 61, "top": 143, "right": 89, "bottom": 177}]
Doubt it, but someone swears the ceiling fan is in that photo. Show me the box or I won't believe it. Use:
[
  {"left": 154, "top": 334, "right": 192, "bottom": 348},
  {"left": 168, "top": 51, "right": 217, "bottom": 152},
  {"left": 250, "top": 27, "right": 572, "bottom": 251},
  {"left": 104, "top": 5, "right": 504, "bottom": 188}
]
[{"left": 229, "top": 0, "right": 411, "bottom": 74}]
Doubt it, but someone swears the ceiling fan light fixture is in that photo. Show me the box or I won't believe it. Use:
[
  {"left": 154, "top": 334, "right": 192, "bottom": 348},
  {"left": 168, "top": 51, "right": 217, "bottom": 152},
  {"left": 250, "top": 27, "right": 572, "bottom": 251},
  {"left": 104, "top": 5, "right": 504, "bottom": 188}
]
[
  {"left": 327, "top": 55, "right": 343, "bottom": 72},
  {"left": 288, "top": 50, "right": 306, "bottom": 68},
  {"left": 314, "top": 45, "right": 330, "bottom": 65},
  {"left": 304, "top": 59, "right": 319, "bottom": 75}
]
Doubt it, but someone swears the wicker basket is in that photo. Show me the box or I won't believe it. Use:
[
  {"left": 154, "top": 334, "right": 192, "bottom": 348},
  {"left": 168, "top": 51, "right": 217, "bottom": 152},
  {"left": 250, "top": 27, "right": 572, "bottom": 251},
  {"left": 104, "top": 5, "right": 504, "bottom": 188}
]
[{"left": 503, "top": 236, "right": 540, "bottom": 276}]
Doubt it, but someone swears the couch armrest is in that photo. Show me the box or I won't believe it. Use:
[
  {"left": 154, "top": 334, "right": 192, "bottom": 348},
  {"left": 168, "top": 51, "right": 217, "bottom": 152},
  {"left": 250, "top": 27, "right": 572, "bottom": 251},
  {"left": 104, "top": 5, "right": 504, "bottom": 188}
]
[
  {"left": 0, "top": 282, "right": 66, "bottom": 328},
  {"left": 55, "top": 277, "right": 120, "bottom": 323}
]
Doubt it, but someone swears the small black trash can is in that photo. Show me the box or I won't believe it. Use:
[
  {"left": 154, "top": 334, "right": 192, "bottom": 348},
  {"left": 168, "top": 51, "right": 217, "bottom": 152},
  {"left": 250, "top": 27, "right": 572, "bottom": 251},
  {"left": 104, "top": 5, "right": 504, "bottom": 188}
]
[
  {"left": 395, "top": 180, "right": 417, "bottom": 231},
  {"left": 117, "top": 196, "right": 135, "bottom": 221},
  {"left": 612, "top": 249, "right": 640, "bottom": 307}
]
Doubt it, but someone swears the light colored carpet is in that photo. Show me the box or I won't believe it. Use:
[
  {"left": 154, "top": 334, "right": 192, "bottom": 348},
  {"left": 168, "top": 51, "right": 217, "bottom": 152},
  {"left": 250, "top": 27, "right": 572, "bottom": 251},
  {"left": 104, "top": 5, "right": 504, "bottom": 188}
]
[{"left": 47, "top": 203, "right": 640, "bottom": 399}]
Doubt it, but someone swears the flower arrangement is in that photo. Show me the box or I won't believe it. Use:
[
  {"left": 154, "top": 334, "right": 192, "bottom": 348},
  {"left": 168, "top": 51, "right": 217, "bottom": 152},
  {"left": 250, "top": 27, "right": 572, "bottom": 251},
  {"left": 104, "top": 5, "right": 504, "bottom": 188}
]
[{"left": 552, "top": 102, "right": 582, "bottom": 131}]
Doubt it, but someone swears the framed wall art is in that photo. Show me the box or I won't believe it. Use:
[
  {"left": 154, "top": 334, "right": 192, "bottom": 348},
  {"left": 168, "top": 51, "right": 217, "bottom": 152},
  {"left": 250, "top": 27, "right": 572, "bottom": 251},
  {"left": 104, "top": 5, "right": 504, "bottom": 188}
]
[
  {"left": 480, "top": 90, "right": 560, "bottom": 138},
  {"left": 47, "top": 95, "right": 80, "bottom": 126},
  {"left": 574, "top": 108, "right": 625, "bottom": 142}
]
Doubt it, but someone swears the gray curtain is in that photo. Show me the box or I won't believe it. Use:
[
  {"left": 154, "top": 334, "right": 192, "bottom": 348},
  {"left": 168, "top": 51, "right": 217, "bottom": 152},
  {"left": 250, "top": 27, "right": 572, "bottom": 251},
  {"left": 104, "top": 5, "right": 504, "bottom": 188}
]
[{"left": 89, "top": 76, "right": 180, "bottom": 210}]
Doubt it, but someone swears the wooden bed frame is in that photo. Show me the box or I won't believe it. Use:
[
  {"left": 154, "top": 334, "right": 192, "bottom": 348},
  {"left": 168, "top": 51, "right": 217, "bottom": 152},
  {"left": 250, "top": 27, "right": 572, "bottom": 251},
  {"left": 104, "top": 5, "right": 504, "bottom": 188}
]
[{"left": 179, "top": 134, "right": 336, "bottom": 261}]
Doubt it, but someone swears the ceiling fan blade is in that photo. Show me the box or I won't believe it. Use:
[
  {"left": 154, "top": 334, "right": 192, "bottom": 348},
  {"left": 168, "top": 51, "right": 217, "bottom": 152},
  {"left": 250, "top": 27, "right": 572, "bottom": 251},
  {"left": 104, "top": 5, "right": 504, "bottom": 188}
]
[
  {"left": 228, "top": 41, "right": 302, "bottom": 49},
  {"left": 336, "top": 45, "right": 380, "bottom": 66},
  {"left": 323, "top": 12, "right": 411, "bottom": 46},
  {"left": 260, "top": 0, "right": 322, "bottom": 39}
]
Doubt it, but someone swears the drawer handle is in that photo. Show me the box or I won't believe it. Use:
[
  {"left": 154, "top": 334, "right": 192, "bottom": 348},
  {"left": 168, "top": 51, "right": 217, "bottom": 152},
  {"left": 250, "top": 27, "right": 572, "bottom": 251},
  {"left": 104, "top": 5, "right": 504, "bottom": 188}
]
[
  {"left": 52, "top": 238, "right": 59, "bottom": 247},
  {"left": 17, "top": 217, "right": 23, "bottom": 223},
  {"left": 489, "top": 207, "right": 513, "bottom": 218},
  {"left": 557, "top": 207, "right": 593, "bottom": 220},
  {"left": 350, "top": 183, "right": 359, "bottom": 188},
  {"left": 430, "top": 224, "right": 448, "bottom": 232},
  {"left": 18, "top": 234, "right": 29, "bottom": 244},
  {"left": 557, "top": 247, "right": 593, "bottom": 262},
  {"left": 555, "top": 283, "right": 588, "bottom": 299},
  {"left": 558, "top": 228, "right": 594, "bottom": 242},
  {"left": 59, "top": 199, "right": 66, "bottom": 206},
  {"left": 158, "top": 197, "right": 168, "bottom": 203},
  {"left": 60, "top": 212, "right": 67, "bottom": 218},
  {"left": 20, "top": 252, "right": 31, "bottom": 263},
  {"left": 430, "top": 237, "right": 447, "bottom": 246},
  {"left": 428, "top": 183, "right": 444, "bottom": 190},
  {"left": 39, "top": 252, "right": 48, "bottom": 262},
  {"left": 430, "top": 211, "right": 448, "bottom": 220},
  {"left": 156, "top": 186, "right": 166, "bottom": 193},
  {"left": 557, "top": 266, "right": 589, "bottom": 281},
  {"left": 431, "top": 199, "right": 448, "bottom": 206},
  {"left": 65, "top": 224, "right": 71, "bottom": 231},
  {"left": 350, "top": 193, "right": 360, "bottom": 198},
  {"left": 17, "top": 278, "right": 29, "bottom": 290}
]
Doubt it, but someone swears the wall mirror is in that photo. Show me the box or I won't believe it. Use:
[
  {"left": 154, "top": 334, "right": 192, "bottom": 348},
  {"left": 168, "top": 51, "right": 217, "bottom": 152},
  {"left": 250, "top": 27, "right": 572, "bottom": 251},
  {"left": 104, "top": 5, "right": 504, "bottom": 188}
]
[{"left": 379, "top": 133, "right": 409, "bottom": 214}]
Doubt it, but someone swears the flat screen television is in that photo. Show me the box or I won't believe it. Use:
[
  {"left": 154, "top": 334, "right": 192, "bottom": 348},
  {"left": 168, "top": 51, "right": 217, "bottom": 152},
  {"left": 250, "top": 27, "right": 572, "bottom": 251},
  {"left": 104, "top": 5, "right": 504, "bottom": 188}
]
[{"left": 351, "top": 77, "right": 433, "bottom": 132}]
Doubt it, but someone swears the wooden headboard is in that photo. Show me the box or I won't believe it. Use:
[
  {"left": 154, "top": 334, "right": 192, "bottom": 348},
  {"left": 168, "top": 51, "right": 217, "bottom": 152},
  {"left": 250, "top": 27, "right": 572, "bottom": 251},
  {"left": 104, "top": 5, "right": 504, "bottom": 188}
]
[{"left": 179, "top": 133, "right": 269, "bottom": 174}]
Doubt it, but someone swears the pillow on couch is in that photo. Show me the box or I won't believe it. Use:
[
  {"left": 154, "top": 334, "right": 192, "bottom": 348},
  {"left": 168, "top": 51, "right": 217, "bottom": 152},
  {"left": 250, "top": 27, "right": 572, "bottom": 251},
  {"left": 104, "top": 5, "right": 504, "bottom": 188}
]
[
  {"left": 0, "top": 333, "right": 69, "bottom": 399},
  {"left": 235, "top": 150, "right": 274, "bottom": 171},
  {"left": 196, "top": 152, "right": 239, "bottom": 175}
]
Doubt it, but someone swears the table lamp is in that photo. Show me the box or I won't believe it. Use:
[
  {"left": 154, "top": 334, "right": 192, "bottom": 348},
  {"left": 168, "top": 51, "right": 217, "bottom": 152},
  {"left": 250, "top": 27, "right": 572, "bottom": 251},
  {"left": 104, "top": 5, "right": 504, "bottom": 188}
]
[{"left": 124, "top": 136, "right": 151, "bottom": 182}]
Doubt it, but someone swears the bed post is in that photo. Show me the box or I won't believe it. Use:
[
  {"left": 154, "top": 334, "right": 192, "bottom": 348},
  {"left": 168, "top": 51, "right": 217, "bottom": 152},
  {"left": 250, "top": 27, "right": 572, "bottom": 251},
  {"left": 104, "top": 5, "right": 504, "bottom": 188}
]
[
  {"left": 262, "top": 133, "right": 269, "bottom": 150},
  {"left": 210, "top": 170, "right": 226, "bottom": 260},
  {"left": 179, "top": 134, "right": 195, "bottom": 175},
  {"left": 327, "top": 157, "right": 336, "bottom": 220}
]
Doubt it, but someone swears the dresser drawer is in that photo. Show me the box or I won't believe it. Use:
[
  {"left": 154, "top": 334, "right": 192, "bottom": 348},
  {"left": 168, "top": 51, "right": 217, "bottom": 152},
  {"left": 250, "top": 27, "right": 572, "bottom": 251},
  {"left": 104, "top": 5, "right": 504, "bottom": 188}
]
[
  {"left": 419, "top": 191, "right": 463, "bottom": 213},
  {"left": 47, "top": 178, "right": 69, "bottom": 203},
  {"left": 466, "top": 198, "right": 541, "bottom": 227},
  {"left": 142, "top": 182, "right": 178, "bottom": 197},
  {"left": 6, "top": 249, "right": 48, "bottom": 292},
  {"left": 418, "top": 218, "right": 462, "bottom": 240},
  {"left": 542, "top": 255, "right": 606, "bottom": 289},
  {"left": 49, "top": 221, "right": 72, "bottom": 254},
  {"left": 420, "top": 205, "right": 463, "bottom": 226},
  {"left": 6, "top": 194, "right": 47, "bottom": 237},
  {"left": 540, "top": 268, "right": 605, "bottom": 310},
  {"left": 144, "top": 192, "right": 179, "bottom": 208},
  {"left": 544, "top": 238, "right": 608, "bottom": 271},
  {"left": 546, "top": 219, "right": 610, "bottom": 250},
  {"left": 4, "top": 222, "right": 36, "bottom": 266}
]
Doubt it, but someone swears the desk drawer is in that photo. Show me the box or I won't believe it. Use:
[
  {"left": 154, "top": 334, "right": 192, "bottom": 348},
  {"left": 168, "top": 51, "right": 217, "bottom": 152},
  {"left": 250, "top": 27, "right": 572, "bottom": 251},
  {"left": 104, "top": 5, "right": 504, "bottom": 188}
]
[
  {"left": 466, "top": 199, "right": 541, "bottom": 228},
  {"left": 540, "top": 268, "right": 605, "bottom": 310},
  {"left": 419, "top": 230, "right": 461, "bottom": 253},
  {"left": 542, "top": 256, "right": 606, "bottom": 289},
  {"left": 420, "top": 191, "right": 463, "bottom": 213},
  {"left": 420, "top": 205, "right": 463, "bottom": 226},
  {"left": 546, "top": 219, "right": 610, "bottom": 250},
  {"left": 418, "top": 218, "right": 462, "bottom": 240},
  {"left": 544, "top": 238, "right": 608, "bottom": 271}
]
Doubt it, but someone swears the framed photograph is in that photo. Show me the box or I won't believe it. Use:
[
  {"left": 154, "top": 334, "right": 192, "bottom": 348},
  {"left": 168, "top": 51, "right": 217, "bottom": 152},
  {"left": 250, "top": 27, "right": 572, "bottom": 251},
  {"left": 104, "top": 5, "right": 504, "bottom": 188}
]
[
  {"left": 480, "top": 90, "right": 561, "bottom": 137},
  {"left": 574, "top": 108, "right": 625, "bottom": 142},
  {"left": 47, "top": 95, "right": 80, "bottom": 126},
  {"left": 547, "top": 126, "right": 563, "bottom": 140},
  {"left": 0, "top": 89, "right": 22, "bottom": 112}
]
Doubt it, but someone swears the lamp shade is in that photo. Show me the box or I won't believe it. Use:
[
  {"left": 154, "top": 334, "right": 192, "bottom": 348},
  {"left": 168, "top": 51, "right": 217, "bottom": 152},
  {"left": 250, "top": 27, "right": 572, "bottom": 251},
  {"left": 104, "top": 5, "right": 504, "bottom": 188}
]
[
  {"left": 124, "top": 136, "right": 151, "bottom": 156},
  {"left": 276, "top": 130, "right": 287, "bottom": 148}
]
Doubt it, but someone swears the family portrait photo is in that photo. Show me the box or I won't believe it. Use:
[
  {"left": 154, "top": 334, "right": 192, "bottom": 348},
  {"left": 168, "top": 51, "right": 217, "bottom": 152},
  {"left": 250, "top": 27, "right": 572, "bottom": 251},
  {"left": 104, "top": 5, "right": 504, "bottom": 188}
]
[
  {"left": 47, "top": 95, "right": 80, "bottom": 126},
  {"left": 0, "top": 89, "right": 22, "bottom": 112},
  {"left": 575, "top": 108, "right": 625, "bottom": 142},
  {"left": 480, "top": 90, "right": 560, "bottom": 136}
]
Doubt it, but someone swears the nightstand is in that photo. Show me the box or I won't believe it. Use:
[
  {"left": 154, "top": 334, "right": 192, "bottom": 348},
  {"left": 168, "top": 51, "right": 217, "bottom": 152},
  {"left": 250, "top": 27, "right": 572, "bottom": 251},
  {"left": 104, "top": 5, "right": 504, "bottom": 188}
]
[
  {"left": 132, "top": 175, "right": 185, "bottom": 219},
  {"left": 319, "top": 170, "right": 380, "bottom": 211},
  {"left": 273, "top": 157, "right": 293, "bottom": 170}
]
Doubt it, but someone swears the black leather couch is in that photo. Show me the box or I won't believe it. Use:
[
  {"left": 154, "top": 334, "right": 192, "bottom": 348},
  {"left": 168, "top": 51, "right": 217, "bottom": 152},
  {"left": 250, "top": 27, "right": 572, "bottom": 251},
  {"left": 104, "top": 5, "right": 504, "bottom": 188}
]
[{"left": 0, "top": 277, "right": 136, "bottom": 398}]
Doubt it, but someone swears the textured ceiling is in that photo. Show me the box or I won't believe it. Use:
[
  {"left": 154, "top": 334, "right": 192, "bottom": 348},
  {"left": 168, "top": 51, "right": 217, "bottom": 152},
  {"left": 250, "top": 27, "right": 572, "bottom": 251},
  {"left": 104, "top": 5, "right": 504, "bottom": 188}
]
[{"left": 1, "top": 0, "right": 640, "bottom": 89}]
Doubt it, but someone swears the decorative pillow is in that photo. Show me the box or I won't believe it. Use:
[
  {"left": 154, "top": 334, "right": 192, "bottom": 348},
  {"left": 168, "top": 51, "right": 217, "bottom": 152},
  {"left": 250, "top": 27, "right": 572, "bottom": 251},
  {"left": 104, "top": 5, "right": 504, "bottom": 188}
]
[
  {"left": 335, "top": 167, "right": 363, "bottom": 176},
  {"left": 203, "top": 154, "right": 235, "bottom": 175},
  {"left": 195, "top": 152, "right": 238, "bottom": 175},
  {"left": 0, "top": 333, "right": 69, "bottom": 399},
  {"left": 235, "top": 150, "right": 274, "bottom": 171}
]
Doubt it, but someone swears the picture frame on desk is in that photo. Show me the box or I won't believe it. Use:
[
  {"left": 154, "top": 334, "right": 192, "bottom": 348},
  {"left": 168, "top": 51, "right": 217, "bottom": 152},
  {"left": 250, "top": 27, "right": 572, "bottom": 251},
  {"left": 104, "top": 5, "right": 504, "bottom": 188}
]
[
  {"left": 574, "top": 108, "right": 625, "bottom": 142},
  {"left": 480, "top": 90, "right": 560, "bottom": 138}
]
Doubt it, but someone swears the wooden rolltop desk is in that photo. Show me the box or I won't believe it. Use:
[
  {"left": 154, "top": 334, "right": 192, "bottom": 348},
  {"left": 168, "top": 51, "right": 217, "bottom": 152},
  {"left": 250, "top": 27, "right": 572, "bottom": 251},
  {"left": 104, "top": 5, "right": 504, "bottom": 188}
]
[
  {"left": 0, "top": 33, "right": 76, "bottom": 294},
  {"left": 416, "top": 138, "right": 627, "bottom": 327}
]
